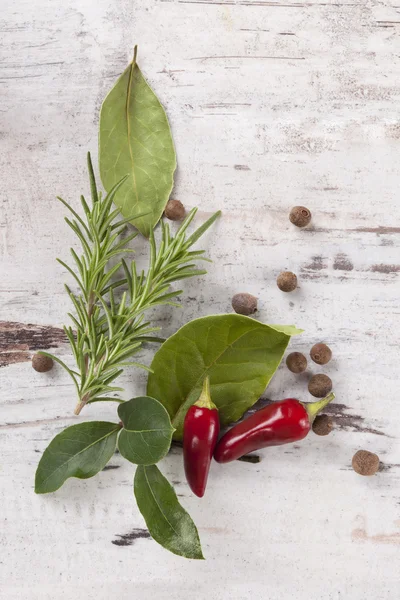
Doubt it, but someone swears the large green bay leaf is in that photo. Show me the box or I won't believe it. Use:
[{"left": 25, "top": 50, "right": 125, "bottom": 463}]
[
  {"left": 99, "top": 47, "right": 176, "bottom": 237},
  {"left": 35, "top": 421, "right": 120, "bottom": 494},
  {"left": 117, "top": 397, "right": 174, "bottom": 465},
  {"left": 134, "top": 464, "right": 203, "bottom": 560},
  {"left": 147, "top": 314, "right": 302, "bottom": 439}
]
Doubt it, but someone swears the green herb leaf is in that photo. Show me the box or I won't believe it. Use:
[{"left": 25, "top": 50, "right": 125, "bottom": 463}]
[
  {"left": 147, "top": 314, "right": 302, "bottom": 439},
  {"left": 99, "top": 46, "right": 176, "bottom": 237},
  {"left": 134, "top": 464, "right": 204, "bottom": 559},
  {"left": 117, "top": 397, "right": 174, "bottom": 465},
  {"left": 35, "top": 421, "right": 120, "bottom": 494}
]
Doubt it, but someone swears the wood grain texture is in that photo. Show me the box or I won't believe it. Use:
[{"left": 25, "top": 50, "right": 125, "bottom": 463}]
[{"left": 1, "top": 0, "right": 399, "bottom": 598}]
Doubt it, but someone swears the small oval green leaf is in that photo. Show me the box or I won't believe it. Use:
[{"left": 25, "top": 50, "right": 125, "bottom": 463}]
[
  {"left": 134, "top": 464, "right": 204, "bottom": 560},
  {"left": 147, "top": 314, "right": 301, "bottom": 439},
  {"left": 99, "top": 47, "right": 177, "bottom": 237},
  {"left": 118, "top": 397, "right": 174, "bottom": 465},
  {"left": 35, "top": 421, "right": 120, "bottom": 494}
]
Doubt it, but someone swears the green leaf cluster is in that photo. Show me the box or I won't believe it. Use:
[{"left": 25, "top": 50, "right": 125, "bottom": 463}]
[
  {"left": 35, "top": 49, "right": 302, "bottom": 562},
  {"left": 35, "top": 397, "right": 203, "bottom": 560},
  {"left": 36, "top": 145, "right": 218, "bottom": 559}
]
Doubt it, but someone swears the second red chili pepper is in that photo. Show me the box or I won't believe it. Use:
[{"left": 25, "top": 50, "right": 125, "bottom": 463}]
[
  {"left": 214, "top": 392, "right": 335, "bottom": 463},
  {"left": 183, "top": 377, "right": 219, "bottom": 497}
]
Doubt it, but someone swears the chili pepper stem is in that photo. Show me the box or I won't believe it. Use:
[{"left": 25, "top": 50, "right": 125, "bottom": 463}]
[
  {"left": 303, "top": 392, "right": 335, "bottom": 425},
  {"left": 194, "top": 376, "right": 217, "bottom": 410}
]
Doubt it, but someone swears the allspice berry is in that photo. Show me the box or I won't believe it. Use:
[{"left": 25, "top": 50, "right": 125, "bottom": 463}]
[
  {"left": 310, "top": 343, "right": 332, "bottom": 365},
  {"left": 32, "top": 353, "right": 54, "bottom": 373},
  {"left": 164, "top": 199, "right": 185, "bottom": 221},
  {"left": 286, "top": 352, "right": 307, "bottom": 374},
  {"left": 308, "top": 374, "right": 332, "bottom": 398},
  {"left": 277, "top": 271, "right": 297, "bottom": 292},
  {"left": 232, "top": 293, "right": 258, "bottom": 316},
  {"left": 352, "top": 450, "right": 380, "bottom": 476},
  {"left": 312, "top": 414, "right": 333, "bottom": 436},
  {"left": 289, "top": 206, "right": 312, "bottom": 228}
]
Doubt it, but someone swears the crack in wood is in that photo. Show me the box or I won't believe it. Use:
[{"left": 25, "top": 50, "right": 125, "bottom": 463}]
[
  {"left": 173, "top": 0, "right": 359, "bottom": 6},
  {"left": 111, "top": 528, "right": 151, "bottom": 547},
  {"left": 190, "top": 55, "right": 305, "bottom": 61},
  {"left": 351, "top": 226, "right": 400, "bottom": 234},
  {"left": 0, "top": 415, "right": 77, "bottom": 430}
]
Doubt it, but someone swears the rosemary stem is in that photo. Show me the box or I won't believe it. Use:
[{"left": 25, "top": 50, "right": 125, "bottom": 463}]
[{"left": 57, "top": 155, "right": 220, "bottom": 416}]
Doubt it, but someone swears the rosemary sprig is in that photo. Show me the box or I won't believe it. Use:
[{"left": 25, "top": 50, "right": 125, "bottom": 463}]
[{"left": 42, "top": 153, "right": 220, "bottom": 415}]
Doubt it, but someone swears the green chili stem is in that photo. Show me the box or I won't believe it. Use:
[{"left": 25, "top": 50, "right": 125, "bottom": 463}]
[{"left": 304, "top": 392, "right": 335, "bottom": 424}]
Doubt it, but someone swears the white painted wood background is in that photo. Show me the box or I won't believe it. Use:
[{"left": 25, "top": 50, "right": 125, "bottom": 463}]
[{"left": 1, "top": 0, "right": 399, "bottom": 598}]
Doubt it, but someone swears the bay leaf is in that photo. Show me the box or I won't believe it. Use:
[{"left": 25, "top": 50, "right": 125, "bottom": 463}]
[
  {"left": 147, "top": 314, "right": 302, "bottom": 439},
  {"left": 99, "top": 46, "right": 176, "bottom": 237},
  {"left": 117, "top": 397, "right": 174, "bottom": 465},
  {"left": 134, "top": 464, "right": 204, "bottom": 559},
  {"left": 35, "top": 421, "right": 120, "bottom": 494}
]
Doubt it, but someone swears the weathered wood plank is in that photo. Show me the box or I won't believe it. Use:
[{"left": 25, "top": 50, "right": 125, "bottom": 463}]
[{"left": 1, "top": 0, "right": 399, "bottom": 598}]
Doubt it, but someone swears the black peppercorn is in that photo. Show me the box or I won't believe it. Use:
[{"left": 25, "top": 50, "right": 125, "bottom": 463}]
[
  {"left": 289, "top": 206, "right": 312, "bottom": 228},
  {"left": 277, "top": 271, "right": 297, "bottom": 292},
  {"left": 310, "top": 343, "right": 332, "bottom": 365},
  {"left": 352, "top": 450, "right": 380, "bottom": 476},
  {"left": 308, "top": 374, "right": 332, "bottom": 398},
  {"left": 164, "top": 199, "right": 186, "bottom": 221},
  {"left": 32, "top": 353, "right": 54, "bottom": 373},
  {"left": 232, "top": 293, "right": 258, "bottom": 316},
  {"left": 286, "top": 352, "right": 307, "bottom": 374},
  {"left": 312, "top": 414, "right": 333, "bottom": 436}
]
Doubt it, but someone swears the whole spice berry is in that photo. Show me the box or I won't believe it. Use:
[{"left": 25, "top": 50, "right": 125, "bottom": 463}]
[
  {"left": 32, "top": 353, "right": 54, "bottom": 373},
  {"left": 312, "top": 414, "right": 333, "bottom": 436},
  {"left": 310, "top": 343, "right": 332, "bottom": 365},
  {"left": 286, "top": 352, "right": 307, "bottom": 374},
  {"left": 214, "top": 393, "right": 335, "bottom": 463},
  {"left": 232, "top": 293, "right": 258, "bottom": 316},
  {"left": 277, "top": 271, "right": 297, "bottom": 292},
  {"left": 352, "top": 450, "right": 380, "bottom": 476},
  {"left": 308, "top": 374, "right": 332, "bottom": 398},
  {"left": 289, "top": 206, "right": 312, "bottom": 228},
  {"left": 164, "top": 199, "right": 186, "bottom": 221}
]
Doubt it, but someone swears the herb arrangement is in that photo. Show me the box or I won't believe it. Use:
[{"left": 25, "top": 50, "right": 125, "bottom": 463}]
[{"left": 35, "top": 48, "right": 342, "bottom": 560}]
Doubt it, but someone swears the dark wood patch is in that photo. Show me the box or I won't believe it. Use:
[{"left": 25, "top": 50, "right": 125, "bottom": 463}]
[
  {"left": 237, "top": 454, "right": 261, "bottom": 463},
  {"left": 333, "top": 253, "right": 354, "bottom": 271},
  {"left": 379, "top": 463, "right": 400, "bottom": 472},
  {"left": 351, "top": 226, "right": 400, "bottom": 234},
  {"left": 0, "top": 321, "right": 66, "bottom": 367},
  {"left": 370, "top": 264, "right": 400, "bottom": 274},
  {"left": 112, "top": 528, "right": 151, "bottom": 547},
  {"left": 301, "top": 255, "right": 330, "bottom": 280},
  {"left": 302, "top": 255, "right": 327, "bottom": 274},
  {"left": 324, "top": 403, "right": 387, "bottom": 437}
]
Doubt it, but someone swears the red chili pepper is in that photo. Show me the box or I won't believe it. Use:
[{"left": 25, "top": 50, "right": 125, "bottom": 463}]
[
  {"left": 183, "top": 377, "right": 220, "bottom": 497},
  {"left": 214, "top": 393, "right": 335, "bottom": 463}
]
